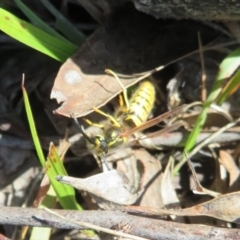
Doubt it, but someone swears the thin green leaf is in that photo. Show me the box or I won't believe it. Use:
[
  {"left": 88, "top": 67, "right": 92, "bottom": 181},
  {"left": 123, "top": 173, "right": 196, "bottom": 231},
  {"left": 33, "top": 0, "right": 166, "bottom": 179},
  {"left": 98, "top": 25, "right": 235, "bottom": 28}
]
[
  {"left": 46, "top": 143, "right": 82, "bottom": 210},
  {"left": 39, "top": 0, "right": 85, "bottom": 45},
  {"left": 22, "top": 78, "right": 45, "bottom": 167},
  {"left": 22, "top": 78, "right": 81, "bottom": 210},
  {"left": 0, "top": 8, "right": 77, "bottom": 62},
  {"left": 217, "top": 69, "right": 240, "bottom": 104},
  {"left": 217, "top": 48, "right": 240, "bottom": 81},
  {"left": 14, "top": 0, "right": 70, "bottom": 43},
  {"left": 214, "top": 47, "right": 240, "bottom": 105},
  {"left": 184, "top": 85, "right": 223, "bottom": 154},
  {"left": 183, "top": 105, "right": 209, "bottom": 153},
  {"left": 45, "top": 145, "right": 94, "bottom": 234},
  {"left": 178, "top": 51, "right": 239, "bottom": 172},
  {"left": 215, "top": 47, "right": 240, "bottom": 104}
]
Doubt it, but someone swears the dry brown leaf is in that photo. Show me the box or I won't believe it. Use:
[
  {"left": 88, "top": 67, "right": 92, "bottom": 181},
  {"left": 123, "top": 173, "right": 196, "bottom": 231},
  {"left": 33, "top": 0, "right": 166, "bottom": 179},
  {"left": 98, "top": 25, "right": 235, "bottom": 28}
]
[
  {"left": 134, "top": 149, "right": 163, "bottom": 208},
  {"left": 126, "top": 191, "right": 240, "bottom": 223},
  {"left": 51, "top": 4, "right": 218, "bottom": 118},
  {"left": 161, "top": 156, "right": 184, "bottom": 222},
  {"left": 186, "top": 153, "right": 221, "bottom": 197},
  {"left": 161, "top": 157, "right": 180, "bottom": 207},
  {"left": 114, "top": 148, "right": 142, "bottom": 195},
  {"left": 51, "top": 58, "right": 140, "bottom": 118},
  {"left": 219, "top": 150, "right": 240, "bottom": 191}
]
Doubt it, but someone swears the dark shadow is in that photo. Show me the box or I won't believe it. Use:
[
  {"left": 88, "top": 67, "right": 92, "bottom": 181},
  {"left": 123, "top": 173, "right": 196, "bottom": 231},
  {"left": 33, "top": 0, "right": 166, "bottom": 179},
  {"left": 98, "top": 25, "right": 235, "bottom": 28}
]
[{"left": 70, "top": 2, "right": 221, "bottom": 78}]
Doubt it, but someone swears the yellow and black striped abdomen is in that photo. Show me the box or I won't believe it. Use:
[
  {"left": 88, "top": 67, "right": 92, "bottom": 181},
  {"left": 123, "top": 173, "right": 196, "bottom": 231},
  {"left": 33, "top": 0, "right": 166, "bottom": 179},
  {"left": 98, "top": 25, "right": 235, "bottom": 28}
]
[{"left": 124, "top": 80, "right": 155, "bottom": 127}]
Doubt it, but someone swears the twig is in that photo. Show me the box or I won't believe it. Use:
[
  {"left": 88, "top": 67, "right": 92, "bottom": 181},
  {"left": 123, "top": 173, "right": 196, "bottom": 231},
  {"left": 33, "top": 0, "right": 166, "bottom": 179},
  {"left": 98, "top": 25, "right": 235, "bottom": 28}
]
[
  {"left": 45, "top": 208, "right": 147, "bottom": 240},
  {"left": 0, "top": 207, "right": 239, "bottom": 240}
]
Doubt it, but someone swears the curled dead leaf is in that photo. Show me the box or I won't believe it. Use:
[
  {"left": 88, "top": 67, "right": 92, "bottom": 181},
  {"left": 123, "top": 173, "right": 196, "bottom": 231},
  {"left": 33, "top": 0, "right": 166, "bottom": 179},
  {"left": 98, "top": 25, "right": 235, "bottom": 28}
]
[
  {"left": 51, "top": 4, "right": 218, "bottom": 117},
  {"left": 56, "top": 170, "right": 143, "bottom": 209}
]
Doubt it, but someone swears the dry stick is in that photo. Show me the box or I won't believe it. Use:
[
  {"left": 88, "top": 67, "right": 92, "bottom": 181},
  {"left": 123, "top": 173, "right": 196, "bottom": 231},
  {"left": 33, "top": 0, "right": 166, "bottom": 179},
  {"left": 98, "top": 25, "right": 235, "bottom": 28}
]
[
  {"left": 45, "top": 208, "right": 147, "bottom": 240},
  {"left": 144, "top": 131, "right": 240, "bottom": 150},
  {"left": 198, "top": 32, "right": 207, "bottom": 102},
  {"left": 0, "top": 207, "right": 240, "bottom": 240}
]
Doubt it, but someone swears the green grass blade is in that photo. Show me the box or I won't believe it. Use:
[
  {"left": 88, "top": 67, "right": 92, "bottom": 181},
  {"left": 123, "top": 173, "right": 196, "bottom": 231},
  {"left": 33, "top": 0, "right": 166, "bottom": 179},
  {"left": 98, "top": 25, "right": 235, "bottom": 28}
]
[
  {"left": 46, "top": 143, "right": 82, "bottom": 210},
  {"left": 39, "top": 0, "right": 85, "bottom": 45},
  {"left": 183, "top": 79, "right": 224, "bottom": 153},
  {"left": 183, "top": 106, "right": 209, "bottom": 153},
  {"left": 0, "top": 8, "right": 78, "bottom": 62},
  {"left": 217, "top": 69, "right": 240, "bottom": 104},
  {"left": 216, "top": 48, "right": 240, "bottom": 105},
  {"left": 23, "top": 78, "right": 53, "bottom": 239},
  {"left": 174, "top": 50, "right": 240, "bottom": 173},
  {"left": 14, "top": 0, "right": 70, "bottom": 43},
  {"left": 183, "top": 49, "right": 239, "bottom": 153},
  {"left": 216, "top": 48, "right": 240, "bottom": 82},
  {"left": 22, "top": 79, "right": 45, "bottom": 167},
  {"left": 22, "top": 78, "right": 82, "bottom": 210}
]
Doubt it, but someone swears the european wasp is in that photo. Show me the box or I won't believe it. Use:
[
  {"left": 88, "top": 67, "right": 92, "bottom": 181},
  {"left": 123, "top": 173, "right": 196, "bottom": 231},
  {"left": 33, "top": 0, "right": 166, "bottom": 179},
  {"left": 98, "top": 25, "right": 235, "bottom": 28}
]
[{"left": 73, "top": 71, "right": 183, "bottom": 157}]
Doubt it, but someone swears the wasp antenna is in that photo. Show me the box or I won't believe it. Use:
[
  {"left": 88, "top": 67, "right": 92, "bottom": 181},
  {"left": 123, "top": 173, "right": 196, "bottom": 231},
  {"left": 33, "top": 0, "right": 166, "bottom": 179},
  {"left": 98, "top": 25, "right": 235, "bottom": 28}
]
[{"left": 71, "top": 113, "right": 95, "bottom": 145}]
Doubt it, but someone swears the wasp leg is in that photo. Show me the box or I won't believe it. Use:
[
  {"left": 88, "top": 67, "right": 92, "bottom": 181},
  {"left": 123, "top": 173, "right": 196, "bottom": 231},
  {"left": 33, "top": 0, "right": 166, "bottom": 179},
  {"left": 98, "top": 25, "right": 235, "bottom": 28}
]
[
  {"left": 119, "top": 94, "right": 125, "bottom": 107},
  {"left": 93, "top": 107, "right": 121, "bottom": 128},
  {"left": 105, "top": 69, "right": 130, "bottom": 111},
  {"left": 83, "top": 118, "right": 104, "bottom": 128},
  {"left": 121, "top": 87, "right": 129, "bottom": 111}
]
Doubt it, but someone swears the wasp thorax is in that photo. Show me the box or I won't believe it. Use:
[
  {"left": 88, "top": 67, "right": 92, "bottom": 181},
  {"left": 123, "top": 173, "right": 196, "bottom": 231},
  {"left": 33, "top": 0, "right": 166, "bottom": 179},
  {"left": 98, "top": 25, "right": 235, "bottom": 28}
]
[{"left": 103, "top": 126, "right": 124, "bottom": 149}]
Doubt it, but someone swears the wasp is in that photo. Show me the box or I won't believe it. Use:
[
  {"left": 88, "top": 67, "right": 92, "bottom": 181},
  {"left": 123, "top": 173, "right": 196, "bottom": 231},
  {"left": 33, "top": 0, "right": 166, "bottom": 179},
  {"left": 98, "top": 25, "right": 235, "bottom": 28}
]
[{"left": 73, "top": 71, "right": 183, "bottom": 157}]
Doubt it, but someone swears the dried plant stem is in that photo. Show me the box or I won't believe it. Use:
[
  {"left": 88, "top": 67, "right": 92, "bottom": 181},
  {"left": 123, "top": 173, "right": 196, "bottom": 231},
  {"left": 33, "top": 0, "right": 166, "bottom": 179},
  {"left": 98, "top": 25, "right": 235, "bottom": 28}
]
[{"left": 0, "top": 207, "right": 240, "bottom": 240}]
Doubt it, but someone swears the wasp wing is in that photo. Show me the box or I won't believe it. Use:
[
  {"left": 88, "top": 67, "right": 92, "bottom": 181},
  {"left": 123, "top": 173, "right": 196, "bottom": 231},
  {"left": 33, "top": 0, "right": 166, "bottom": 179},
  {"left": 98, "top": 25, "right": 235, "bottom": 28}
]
[{"left": 120, "top": 105, "right": 185, "bottom": 137}]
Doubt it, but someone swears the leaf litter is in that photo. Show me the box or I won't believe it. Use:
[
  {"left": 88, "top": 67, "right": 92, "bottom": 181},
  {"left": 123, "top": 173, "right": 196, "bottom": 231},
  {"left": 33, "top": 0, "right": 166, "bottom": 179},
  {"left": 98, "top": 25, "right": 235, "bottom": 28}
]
[
  {"left": 3, "top": 2, "right": 240, "bottom": 240},
  {"left": 51, "top": 18, "right": 240, "bottom": 237}
]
